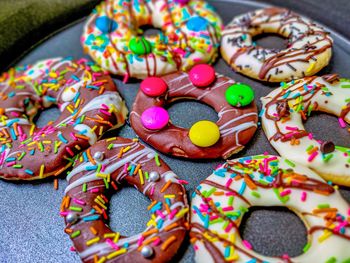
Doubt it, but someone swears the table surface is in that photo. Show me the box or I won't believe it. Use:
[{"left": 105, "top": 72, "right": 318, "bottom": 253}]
[{"left": 0, "top": 0, "right": 349, "bottom": 262}]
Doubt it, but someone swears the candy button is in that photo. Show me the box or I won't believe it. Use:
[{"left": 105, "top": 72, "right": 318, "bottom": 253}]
[
  {"left": 225, "top": 83, "right": 254, "bottom": 107},
  {"left": 141, "top": 77, "right": 168, "bottom": 97},
  {"left": 96, "top": 16, "right": 118, "bottom": 33},
  {"left": 189, "top": 120, "right": 220, "bottom": 147},
  {"left": 141, "top": 106, "right": 169, "bottom": 130},
  {"left": 189, "top": 64, "right": 216, "bottom": 87},
  {"left": 186, "top": 17, "right": 209, "bottom": 32},
  {"left": 129, "top": 37, "right": 152, "bottom": 56}
]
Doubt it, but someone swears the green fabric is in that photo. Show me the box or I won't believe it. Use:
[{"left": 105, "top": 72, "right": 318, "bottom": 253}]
[{"left": 0, "top": 0, "right": 100, "bottom": 70}]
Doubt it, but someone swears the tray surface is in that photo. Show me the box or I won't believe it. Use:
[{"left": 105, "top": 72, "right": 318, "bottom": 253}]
[{"left": 0, "top": 0, "right": 349, "bottom": 262}]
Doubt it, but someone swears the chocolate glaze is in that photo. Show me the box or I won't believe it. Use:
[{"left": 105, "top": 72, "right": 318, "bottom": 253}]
[
  {"left": 0, "top": 58, "right": 126, "bottom": 180},
  {"left": 62, "top": 137, "right": 189, "bottom": 263},
  {"left": 130, "top": 71, "right": 258, "bottom": 159}
]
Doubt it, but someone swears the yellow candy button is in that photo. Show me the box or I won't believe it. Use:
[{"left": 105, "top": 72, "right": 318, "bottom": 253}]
[{"left": 189, "top": 120, "right": 220, "bottom": 147}]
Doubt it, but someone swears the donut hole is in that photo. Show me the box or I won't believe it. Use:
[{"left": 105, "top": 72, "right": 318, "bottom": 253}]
[
  {"left": 239, "top": 206, "right": 307, "bottom": 257},
  {"left": 252, "top": 33, "right": 287, "bottom": 51},
  {"left": 108, "top": 186, "right": 151, "bottom": 236},
  {"left": 33, "top": 106, "right": 60, "bottom": 128},
  {"left": 139, "top": 25, "right": 162, "bottom": 38},
  {"left": 304, "top": 112, "right": 349, "bottom": 147},
  {"left": 166, "top": 100, "right": 218, "bottom": 129}
]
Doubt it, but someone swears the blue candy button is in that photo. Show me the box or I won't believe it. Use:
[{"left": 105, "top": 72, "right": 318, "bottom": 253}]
[
  {"left": 186, "top": 17, "right": 209, "bottom": 32},
  {"left": 96, "top": 16, "right": 118, "bottom": 33}
]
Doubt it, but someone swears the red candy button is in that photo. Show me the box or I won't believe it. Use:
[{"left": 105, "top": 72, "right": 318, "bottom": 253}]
[
  {"left": 189, "top": 64, "right": 216, "bottom": 88},
  {"left": 141, "top": 77, "right": 168, "bottom": 97}
]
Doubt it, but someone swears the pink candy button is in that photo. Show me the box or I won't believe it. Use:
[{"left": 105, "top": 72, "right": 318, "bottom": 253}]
[
  {"left": 189, "top": 64, "right": 216, "bottom": 87},
  {"left": 141, "top": 106, "right": 169, "bottom": 130},
  {"left": 141, "top": 77, "right": 168, "bottom": 97}
]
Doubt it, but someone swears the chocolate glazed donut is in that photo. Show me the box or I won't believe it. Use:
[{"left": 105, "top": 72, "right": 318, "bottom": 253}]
[
  {"left": 0, "top": 58, "right": 128, "bottom": 180},
  {"left": 130, "top": 66, "right": 258, "bottom": 159},
  {"left": 61, "top": 137, "right": 189, "bottom": 262}
]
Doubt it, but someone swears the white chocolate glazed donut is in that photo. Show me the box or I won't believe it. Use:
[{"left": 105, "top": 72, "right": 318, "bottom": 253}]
[
  {"left": 261, "top": 74, "right": 350, "bottom": 186},
  {"left": 190, "top": 155, "right": 350, "bottom": 262},
  {"left": 221, "top": 7, "right": 333, "bottom": 82},
  {"left": 82, "top": 0, "right": 222, "bottom": 79}
]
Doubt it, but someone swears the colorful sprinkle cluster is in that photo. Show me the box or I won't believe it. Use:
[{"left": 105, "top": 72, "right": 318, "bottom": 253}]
[
  {"left": 82, "top": 0, "right": 223, "bottom": 78},
  {"left": 61, "top": 138, "right": 189, "bottom": 262},
  {"left": 262, "top": 75, "right": 350, "bottom": 167},
  {"left": 0, "top": 57, "right": 127, "bottom": 181},
  {"left": 190, "top": 155, "right": 350, "bottom": 262}
]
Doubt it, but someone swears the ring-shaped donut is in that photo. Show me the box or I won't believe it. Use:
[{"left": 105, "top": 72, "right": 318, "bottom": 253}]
[
  {"left": 130, "top": 65, "right": 258, "bottom": 159},
  {"left": 190, "top": 155, "right": 350, "bottom": 262},
  {"left": 261, "top": 74, "right": 350, "bottom": 186},
  {"left": 82, "top": 0, "right": 222, "bottom": 79},
  {"left": 0, "top": 58, "right": 128, "bottom": 180},
  {"left": 221, "top": 7, "right": 333, "bottom": 82},
  {"left": 61, "top": 137, "right": 189, "bottom": 262}
]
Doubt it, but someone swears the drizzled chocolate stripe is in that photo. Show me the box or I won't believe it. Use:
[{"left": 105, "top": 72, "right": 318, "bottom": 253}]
[
  {"left": 84, "top": 0, "right": 221, "bottom": 78},
  {"left": 191, "top": 223, "right": 268, "bottom": 263},
  {"left": 264, "top": 76, "right": 321, "bottom": 142},
  {"left": 223, "top": 7, "right": 332, "bottom": 81}
]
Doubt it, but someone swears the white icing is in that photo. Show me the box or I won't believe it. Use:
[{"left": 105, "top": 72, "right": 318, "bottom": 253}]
[
  {"left": 11, "top": 92, "right": 35, "bottom": 98},
  {"left": 60, "top": 73, "right": 92, "bottom": 102},
  {"left": 24, "top": 57, "right": 62, "bottom": 79},
  {"left": 191, "top": 155, "right": 350, "bottom": 262},
  {"left": 5, "top": 108, "right": 23, "bottom": 112},
  {"left": 219, "top": 112, "right": 258, "bottom": 138},
  {"left": 73, "top": 124, "right": 97, "bottom": 145},
  {"left": 0, "top": 118, "right": 30, "bottom": 128},
  {"left": 147, "top": 152, "right": 155, "bottom": 159},
  {"left": 50, "top": 59, "right": 71, "bottom": 72},
  {"left": 57, "top": 92, "right": 125, "bottom": 127},
  {"left": 59, "top": 102, "right": 70, "bottom": 112},
  {"left": 221, "top": 8, "right": 333, "bottom": 82},
  {"left": 197, "top": 79, "right": 234, "bottom": 100},
  {"left": 161, "top": 171, "right": 178, "bottom": 182},
  {"left": 65, "top": 147, "right": 154, "bottom": 193},
  {"left": 142, "top": 182, "right": 155, "bottom": 195},
  {"left": 261, "top": 76, "right": 350, "bottom": 185},
  {"left": 61, "top": 85, "right": 80, "bottom": 102}
]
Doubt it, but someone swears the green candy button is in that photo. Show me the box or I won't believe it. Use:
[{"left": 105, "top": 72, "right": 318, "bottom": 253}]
[
  {"left": 129, "top": 37, "right": 152, "bottom": 56},
  {"left": 225, "top": 83, "right": 254, "bottom": 107}
]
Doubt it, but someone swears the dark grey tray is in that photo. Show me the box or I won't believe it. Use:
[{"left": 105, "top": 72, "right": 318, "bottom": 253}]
[{"left": 0, "top": 0, "right": 349, "bottom": 262}]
